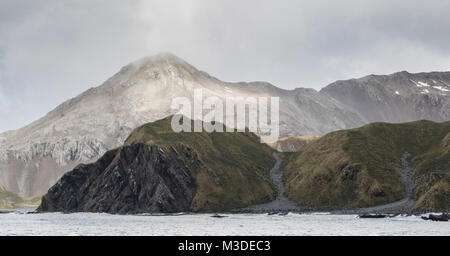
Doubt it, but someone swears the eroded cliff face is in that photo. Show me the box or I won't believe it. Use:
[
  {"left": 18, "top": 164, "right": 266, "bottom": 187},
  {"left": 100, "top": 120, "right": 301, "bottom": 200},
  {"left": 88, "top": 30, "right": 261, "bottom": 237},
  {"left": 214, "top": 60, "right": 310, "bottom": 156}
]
[{"left": 38, "top": 143, "right": 202, "bottom": 214}]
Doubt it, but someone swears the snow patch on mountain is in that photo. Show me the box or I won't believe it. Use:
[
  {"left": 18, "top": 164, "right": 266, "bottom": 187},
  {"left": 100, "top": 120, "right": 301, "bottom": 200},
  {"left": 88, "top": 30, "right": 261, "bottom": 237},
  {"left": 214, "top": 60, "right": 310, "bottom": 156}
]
[
  {"left": 411, "top": 80, "right": 431, "bottom": 88},
  {"left": 433, "top": 86, "right": 449, "bottom": 92}
]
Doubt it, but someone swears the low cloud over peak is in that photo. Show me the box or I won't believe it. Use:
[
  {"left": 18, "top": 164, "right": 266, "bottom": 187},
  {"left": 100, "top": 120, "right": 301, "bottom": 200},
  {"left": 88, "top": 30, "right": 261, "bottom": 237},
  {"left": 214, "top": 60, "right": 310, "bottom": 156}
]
[{"left": 1, "top": 0, "right": 450, "bottom": 132}]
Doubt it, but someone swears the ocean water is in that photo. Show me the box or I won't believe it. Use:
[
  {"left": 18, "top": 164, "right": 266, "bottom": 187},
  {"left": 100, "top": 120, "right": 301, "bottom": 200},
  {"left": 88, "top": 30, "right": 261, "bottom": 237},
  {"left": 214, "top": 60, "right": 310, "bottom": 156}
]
[{"left": 0, "top": 212, "right": 448, "bottom": 236}]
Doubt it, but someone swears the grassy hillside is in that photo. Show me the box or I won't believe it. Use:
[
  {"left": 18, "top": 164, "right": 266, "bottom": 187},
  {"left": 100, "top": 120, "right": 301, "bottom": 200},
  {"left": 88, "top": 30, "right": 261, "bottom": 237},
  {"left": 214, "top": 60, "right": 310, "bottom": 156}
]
[
  {"left": 0, "top": 188, "right": 41, "bottom": 209},
  {"left": 0, "top": 189, "right": 24, "bottom": 209},
  {"left": 124, "top": 116, "right": 276, "bottom": 211},
  {"left": 414, "top": 130, "right": 450, "bottom": 211},
  {"left": 283, "top": 120, "right": 450, "bottom": 211}
]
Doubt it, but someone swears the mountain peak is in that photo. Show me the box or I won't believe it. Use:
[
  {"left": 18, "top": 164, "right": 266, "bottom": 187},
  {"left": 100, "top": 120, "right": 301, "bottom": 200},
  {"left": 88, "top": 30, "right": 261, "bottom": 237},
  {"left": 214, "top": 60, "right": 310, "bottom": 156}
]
[
  {"left": 153, "top": 52, "right": 183, "bottom": 60},
  {"left": 134, "top": 52, "right": 191, "bottom": 68}
]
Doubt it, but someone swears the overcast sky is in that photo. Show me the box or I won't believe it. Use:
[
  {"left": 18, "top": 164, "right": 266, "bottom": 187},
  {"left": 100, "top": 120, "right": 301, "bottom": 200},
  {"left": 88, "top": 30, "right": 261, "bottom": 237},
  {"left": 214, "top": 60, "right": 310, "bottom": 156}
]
[{"left": 1, "top": 0, "right": 450, "bottom": 132}]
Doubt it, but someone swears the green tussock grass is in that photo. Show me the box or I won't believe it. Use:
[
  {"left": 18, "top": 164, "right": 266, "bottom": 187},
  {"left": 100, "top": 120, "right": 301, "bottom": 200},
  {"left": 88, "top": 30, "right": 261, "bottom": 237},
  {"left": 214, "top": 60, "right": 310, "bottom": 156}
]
[
  {"left": 283, "top": 120, "right": 450, "bottom": 211},
  {"left": 0, "top": 189, "right": 41, "bottom": 209},
  {"left": 124, "top": 115, "right": 276, "bottom": 211}
]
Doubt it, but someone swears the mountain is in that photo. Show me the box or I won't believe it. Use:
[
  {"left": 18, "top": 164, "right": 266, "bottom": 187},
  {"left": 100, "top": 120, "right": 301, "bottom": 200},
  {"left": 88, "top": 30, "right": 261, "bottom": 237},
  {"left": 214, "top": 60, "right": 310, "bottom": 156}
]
[
  {"left": 321, "top": 71, "right": 450, "bottom": 123},
  {"left": 283, "top": 120, "right": 450, "bottom": 212},
  {"left": 1, "top": 53, "right": 450, "bottom": 199},
  {"left": 37, "top": 116, "right": 276, "bottom": 213},
  {"left": 0, "top": 53, "right": 362, "bottom": 198}
]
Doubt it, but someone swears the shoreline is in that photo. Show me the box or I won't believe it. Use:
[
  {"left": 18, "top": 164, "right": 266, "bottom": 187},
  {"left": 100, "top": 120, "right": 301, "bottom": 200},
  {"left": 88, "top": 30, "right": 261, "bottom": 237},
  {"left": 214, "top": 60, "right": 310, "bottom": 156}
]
[{"left": 2, "top": 208, "right": 447, "bottom": 217}]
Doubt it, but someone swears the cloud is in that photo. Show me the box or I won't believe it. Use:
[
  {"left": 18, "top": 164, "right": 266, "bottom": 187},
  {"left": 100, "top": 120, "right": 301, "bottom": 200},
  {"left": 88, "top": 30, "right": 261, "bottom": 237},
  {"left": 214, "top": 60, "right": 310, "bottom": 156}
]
[
  {"left": 1, "top": 0, "right": 450, "bottom": 132},
  {"left": 0, "top": 84, "right": 12, "bottom": 132}
]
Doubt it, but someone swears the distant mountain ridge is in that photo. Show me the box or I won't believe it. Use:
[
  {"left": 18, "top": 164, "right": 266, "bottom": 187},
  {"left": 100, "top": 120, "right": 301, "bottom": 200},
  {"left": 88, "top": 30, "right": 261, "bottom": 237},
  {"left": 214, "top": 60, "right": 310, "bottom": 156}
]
[
  {"left": 1, "top": 53, "right": 449, "bottom": 198},
  {"left": 321, "top": 71, "right": 450, "bottom": 124}
]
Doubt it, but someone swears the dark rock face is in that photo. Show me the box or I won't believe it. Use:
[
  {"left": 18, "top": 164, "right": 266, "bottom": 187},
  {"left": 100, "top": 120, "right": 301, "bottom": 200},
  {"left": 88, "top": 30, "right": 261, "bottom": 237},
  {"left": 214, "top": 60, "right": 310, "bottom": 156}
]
[
  {"left": 37, "top": 143, "right": 202, "bottom": 214},
  {"left": 359, "top": 214, "right": 388, "bottom": 219},
  {"left": 421, "top": 213, "right": 449, "bottom": 222},
  {"left": 340, "top": 165, "right": 361, "bottom": 182}
]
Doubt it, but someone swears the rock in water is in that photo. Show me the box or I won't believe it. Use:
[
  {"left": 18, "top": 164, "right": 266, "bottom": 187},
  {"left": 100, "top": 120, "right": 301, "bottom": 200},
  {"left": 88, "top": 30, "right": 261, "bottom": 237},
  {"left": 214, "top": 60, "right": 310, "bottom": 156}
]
[
  {"left": 421, "top": 213, "right": 449, "bottom": 222},
  {"left": 211, "top": 214, "right": 228, "bottom": 218},
  {"left": 359, "top": 214, "right": 388, "bottom": 219}
]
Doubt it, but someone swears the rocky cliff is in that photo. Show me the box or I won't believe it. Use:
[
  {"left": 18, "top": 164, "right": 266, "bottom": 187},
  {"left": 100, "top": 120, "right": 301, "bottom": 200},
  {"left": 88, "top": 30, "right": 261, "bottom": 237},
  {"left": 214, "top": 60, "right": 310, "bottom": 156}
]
[{"left": 38, "top": 143, "right": 201, "bottom": 213}]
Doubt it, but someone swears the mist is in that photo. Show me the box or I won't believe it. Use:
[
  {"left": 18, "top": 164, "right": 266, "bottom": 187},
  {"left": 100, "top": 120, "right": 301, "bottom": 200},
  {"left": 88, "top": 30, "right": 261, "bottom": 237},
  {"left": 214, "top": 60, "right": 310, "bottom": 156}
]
[{"left": 1, "top": 0, "right": 450, "bottom": 132}]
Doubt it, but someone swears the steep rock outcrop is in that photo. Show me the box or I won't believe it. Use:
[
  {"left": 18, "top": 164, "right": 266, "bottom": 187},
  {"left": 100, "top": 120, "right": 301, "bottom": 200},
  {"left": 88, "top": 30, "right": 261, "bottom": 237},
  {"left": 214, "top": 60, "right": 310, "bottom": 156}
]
[{"left": 38, "top": 143, "right": 202, "bottom": 213}]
